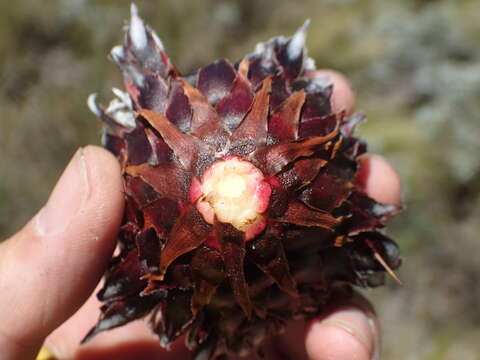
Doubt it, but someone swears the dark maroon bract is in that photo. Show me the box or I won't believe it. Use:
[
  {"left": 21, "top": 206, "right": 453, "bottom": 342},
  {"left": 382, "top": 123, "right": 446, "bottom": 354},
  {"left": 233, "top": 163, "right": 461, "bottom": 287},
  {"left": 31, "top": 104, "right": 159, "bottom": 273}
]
[{"left": 85, "top": 4, "right": 401, "bottom": 359}]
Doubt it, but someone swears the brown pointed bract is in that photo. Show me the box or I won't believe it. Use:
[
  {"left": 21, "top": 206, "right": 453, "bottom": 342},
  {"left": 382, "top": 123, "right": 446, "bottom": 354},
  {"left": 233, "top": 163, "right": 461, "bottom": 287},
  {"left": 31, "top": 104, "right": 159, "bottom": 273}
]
[
  {"left": 86, "top": 6, "right": 402, "bottom": 359},
  {"left": 215, "top": 221, "right": 252, "bottom": 318},
  {"left": 158, "top": 205, "right": 211, "bottom": 278},
  {"left": 228, "top": 77, "right": 271, "bottom": 156},
  {"left": 268, "top": 90, "right": 306, "bottom": 143}
]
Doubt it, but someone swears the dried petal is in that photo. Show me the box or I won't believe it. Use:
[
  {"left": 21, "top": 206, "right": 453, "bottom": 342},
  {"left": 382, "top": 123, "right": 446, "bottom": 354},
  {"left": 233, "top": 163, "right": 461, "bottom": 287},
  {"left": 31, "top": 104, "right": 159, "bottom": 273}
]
[
  {"left": 275, "top": 20, "right": 309, "bottom": 80},
  {"left": 300, "top": 171, "right": 354, "bottom": 212},
  {"left": 125, "top": 176, "right": 159, "bottom": 209},
  {"left": 124, "top": 123, "right": 152, "bottom": 166},
  {"left": 217, "top": 70, "right": 254, "bottom": 132},
  {"left": 191, "top": 246, "right": 225, "bottom": 313},
  {"left": 251, "top": 126, "right": 339, "bottom": 175},
  {"left": 183, "top": 81, "right": 229, "bottom": 151},
  {"left": 228, "top": 77, "right": 272, "bottom": 156},
  {"left": 98, "top": 249, "right": 146, "bottom": 301},
  {"left": 83, "top": 292, "right": 165, "bottom": 344},
  {"left": 299, "top": 114, "right": 338, "bottom": 138},
  {"left": 151, "top": 289, "right": 194, "bottom": 348},
  {"left": 279, "top": 201, "right": 340, "bottom": 230},
  {"left": 126, "top": 163, "right": 190, "bottom": 201},
  {"left": 143, "top": 198, "right": 179, "bottom": 239},
  {"left": 215, "top": 222, "right": 252, "bottom": 318},
  {"left": 268, "top": 90, "right": 306, "bottom": 143},
  {"left": 136, "top": 228, "right": 162, "bottom": 272},
  {"left": 166, "top": 79, "right": 193, "bottom": 133},
  {"left": 159, "top": 205, "right": 211, "bottom": 277},
  {"left": 197, "top": 59, "right": 236, "bottom": 106},
  {"left": 139, "top": 109, "right": 214, "bottom": 176},
  {"left": 278, "top": 158, "right": 327, "bottom": 192},
  {"left": 248, "top": 226, "right": 297, "bottom": 296}
]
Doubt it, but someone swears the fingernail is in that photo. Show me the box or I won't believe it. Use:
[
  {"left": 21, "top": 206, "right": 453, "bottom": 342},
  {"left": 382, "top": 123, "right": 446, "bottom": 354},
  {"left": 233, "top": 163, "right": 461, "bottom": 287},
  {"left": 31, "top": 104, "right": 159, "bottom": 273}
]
[
  {"left": 366, "top": 314, "right": 381, "bottom": 360},
  {"left": 35, "top": 148, "right": 90, "bottom": 236}
]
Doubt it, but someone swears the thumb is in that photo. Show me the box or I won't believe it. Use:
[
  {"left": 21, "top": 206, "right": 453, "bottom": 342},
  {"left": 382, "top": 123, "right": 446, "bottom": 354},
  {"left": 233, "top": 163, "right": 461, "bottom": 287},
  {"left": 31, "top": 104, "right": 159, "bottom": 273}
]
[{"left": 0, "top": 146, "right": 124, "bottom": 360}]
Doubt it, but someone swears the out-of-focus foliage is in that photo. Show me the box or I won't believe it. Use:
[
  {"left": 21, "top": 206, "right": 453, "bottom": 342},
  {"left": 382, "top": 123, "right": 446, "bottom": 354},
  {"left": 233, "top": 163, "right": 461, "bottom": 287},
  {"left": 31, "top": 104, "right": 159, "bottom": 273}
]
[
  {"left": 369, "top": 2, "right": 480, "bottom": 184},
  {"left": 1, "top": 0, "right": 479, "bottom": 358}
]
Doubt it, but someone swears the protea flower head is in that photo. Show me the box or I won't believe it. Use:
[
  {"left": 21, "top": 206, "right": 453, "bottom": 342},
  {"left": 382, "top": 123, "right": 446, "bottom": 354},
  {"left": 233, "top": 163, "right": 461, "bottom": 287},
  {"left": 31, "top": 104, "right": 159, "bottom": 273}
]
[{"left": 85, "top": 4, "right": 401, "bottom": 359}]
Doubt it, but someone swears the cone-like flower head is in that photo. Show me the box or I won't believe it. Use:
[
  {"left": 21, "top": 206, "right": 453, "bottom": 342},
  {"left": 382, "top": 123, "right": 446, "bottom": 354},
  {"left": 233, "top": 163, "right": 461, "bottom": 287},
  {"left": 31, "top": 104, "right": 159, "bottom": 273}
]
[{"left": 85, "top": 5, "right": 401, "bottom": 359}]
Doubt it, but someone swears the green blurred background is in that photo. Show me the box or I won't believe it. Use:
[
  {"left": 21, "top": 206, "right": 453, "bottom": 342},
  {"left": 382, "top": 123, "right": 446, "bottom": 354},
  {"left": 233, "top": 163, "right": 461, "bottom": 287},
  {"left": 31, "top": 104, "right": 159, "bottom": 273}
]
[{"left": 1, "top": 0, "right": 479, "bottom": 358}]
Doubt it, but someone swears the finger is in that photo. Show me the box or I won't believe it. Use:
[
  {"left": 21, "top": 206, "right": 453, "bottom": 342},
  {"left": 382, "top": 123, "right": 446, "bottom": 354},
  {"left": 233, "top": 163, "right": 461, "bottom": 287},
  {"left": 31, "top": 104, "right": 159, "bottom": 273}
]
[
  {"left": 275, "top": 291, "right": 379, "bottom": 360},
  {"left": 45, "top": 284, "right": 190, "bottom": 360},
  {"left": 306, "top": 69, "right": 356, "bottom": 115},
  {"left": 0, "top": 146, "right": 124, "bottom": 360},
  {"left": 356, "top": 154, "right": 402, "bottom": 205},
  {"left": 304, "top": 292, "right": 380, "bottom": 360}
]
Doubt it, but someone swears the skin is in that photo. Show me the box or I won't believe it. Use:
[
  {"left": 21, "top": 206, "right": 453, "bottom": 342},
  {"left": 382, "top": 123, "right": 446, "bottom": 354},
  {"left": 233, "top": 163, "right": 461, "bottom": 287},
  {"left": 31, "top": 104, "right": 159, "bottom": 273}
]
[{"left": 0, "top": 70, "right": 401, "bottom": 360}]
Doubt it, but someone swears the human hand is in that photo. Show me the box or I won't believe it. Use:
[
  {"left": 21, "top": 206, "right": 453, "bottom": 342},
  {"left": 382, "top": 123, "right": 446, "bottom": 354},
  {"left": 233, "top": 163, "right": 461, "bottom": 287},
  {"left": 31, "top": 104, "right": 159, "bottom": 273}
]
[{"left": 0, "top": 70, "right": 401, "bottom": 360}]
